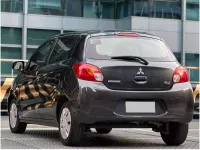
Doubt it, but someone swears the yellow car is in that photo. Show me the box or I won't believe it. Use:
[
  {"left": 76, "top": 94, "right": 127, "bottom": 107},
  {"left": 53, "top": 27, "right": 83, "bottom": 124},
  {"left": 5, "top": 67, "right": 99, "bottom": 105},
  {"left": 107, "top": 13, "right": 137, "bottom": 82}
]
[{"left": 193, "top": 83, "right": 199, "bottom": 117}]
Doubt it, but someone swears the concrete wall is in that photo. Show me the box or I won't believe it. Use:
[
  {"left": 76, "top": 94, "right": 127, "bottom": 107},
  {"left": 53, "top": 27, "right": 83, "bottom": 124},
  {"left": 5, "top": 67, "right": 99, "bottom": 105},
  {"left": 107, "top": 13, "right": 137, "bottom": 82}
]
[
  {"left": 1, "top": 13, "right": 23, "bottom": 27},
  {"left": 115, "top": 17, "right": 132, "bottom": 30},
  {"left": 1, "top": 12, "right": 115, "bottom": 31},
  {"left": 185, "top": 21, "right": 200, "bottom": 54}
]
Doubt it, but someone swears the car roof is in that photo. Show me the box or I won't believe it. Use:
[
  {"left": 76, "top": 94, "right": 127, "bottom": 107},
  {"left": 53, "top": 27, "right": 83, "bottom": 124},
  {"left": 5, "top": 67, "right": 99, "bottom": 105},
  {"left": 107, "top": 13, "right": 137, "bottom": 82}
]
[{"left": 49, "top": 30, "right": 162, "bottom": 41}]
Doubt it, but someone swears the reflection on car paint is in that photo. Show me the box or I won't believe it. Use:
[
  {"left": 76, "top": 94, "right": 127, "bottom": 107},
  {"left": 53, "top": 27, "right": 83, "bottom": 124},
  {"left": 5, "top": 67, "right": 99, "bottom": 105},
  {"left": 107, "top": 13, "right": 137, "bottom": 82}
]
[{"left": 14, "top": 81, "right": 59, "bottom": 111}]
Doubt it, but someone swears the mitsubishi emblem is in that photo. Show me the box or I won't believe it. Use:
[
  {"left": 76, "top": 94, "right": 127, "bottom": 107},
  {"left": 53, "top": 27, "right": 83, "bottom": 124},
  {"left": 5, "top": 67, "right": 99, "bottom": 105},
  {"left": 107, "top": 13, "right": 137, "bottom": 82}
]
[{"left": 137, "top": 67, "right": 144, "bottom": 75}]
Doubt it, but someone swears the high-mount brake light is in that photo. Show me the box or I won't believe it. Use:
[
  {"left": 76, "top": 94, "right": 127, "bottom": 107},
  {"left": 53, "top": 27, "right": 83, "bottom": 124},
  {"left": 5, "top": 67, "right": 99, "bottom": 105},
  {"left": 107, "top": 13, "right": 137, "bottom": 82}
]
[
  {"left": 73, "top": 63, "right": 104, "bottom": 82},
  {"left": 117, "top": 33, "right": 139, "bottom": 37},
  {"left": 173, "top": 66, "right": 189, "bottom": 83}
]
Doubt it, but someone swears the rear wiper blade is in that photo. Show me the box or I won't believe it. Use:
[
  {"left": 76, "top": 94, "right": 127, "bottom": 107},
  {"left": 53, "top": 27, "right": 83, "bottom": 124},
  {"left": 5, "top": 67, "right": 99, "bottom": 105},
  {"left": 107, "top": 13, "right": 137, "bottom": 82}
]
[{"left": 111, "top": 56, "right": 149, "bottom": 65}]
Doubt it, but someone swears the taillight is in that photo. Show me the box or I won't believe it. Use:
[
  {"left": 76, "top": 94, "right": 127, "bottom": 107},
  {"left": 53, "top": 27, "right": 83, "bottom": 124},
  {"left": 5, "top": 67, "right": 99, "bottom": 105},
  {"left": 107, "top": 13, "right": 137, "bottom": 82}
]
[
  {"left": 173, "top": 66, "right": 189, "bottom": 83},
  {"left": 72, "top": 63, "right": 104, "bottom": 82}
]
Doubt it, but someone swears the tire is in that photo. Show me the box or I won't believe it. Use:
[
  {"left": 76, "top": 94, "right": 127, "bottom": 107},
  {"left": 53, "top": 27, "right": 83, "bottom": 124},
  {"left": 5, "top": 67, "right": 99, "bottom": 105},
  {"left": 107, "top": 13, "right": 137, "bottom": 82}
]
[
  {"left": 9, "top": 100, "right": 27, "bottom": 133},
  {"left": 160, "top": 122, "right": 188, "bottom": 145},
  {"left": 95, "top": 128, "right": 112, "bottom": 134},
  {"left": 59, "top": 102, "right": 84, "bottom": 146}
]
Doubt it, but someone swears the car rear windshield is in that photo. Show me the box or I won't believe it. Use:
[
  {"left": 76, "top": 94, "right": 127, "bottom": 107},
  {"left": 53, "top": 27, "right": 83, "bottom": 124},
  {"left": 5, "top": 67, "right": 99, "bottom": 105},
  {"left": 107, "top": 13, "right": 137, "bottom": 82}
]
[{"left": 85, "top": 36, "right": 176, "bottom": 62}]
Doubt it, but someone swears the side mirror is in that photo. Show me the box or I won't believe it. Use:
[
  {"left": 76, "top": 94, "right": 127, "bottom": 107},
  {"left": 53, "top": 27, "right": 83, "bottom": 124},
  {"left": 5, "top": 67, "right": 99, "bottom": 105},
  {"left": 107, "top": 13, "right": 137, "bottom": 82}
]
[{"left": 12, "top": 61, "right": 24, "bottom": 72}]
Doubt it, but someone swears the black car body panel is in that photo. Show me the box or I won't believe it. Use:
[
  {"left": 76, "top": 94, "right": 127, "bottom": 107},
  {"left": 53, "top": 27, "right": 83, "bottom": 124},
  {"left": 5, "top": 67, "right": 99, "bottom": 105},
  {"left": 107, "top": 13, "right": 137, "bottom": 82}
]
[{"left": 8, "top": 31, "right": 194, "bottom": 128}]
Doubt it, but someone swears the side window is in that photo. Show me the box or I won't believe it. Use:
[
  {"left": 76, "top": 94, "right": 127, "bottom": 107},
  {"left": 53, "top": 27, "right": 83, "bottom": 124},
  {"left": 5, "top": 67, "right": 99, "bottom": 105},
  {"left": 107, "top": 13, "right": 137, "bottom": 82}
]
[
  {"left": 28, "top": 40, "right": 55, "bottom": 71},
  {"left": 48, "top": 37, "right": 76, "bottom": 64}
]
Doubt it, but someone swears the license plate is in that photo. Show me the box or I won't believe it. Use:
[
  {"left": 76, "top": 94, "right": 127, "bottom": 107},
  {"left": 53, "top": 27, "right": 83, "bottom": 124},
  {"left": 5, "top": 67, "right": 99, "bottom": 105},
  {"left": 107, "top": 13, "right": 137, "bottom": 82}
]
[{"left": 125, "top": 102, "right": 155, "bottom": 113}]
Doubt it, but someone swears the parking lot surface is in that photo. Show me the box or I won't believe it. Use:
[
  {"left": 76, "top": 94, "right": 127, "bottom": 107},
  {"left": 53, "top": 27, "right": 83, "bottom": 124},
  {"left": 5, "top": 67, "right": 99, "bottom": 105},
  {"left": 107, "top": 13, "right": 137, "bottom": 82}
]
[{"left": 1, "top": 116, "right": 199, "bottom": 149}]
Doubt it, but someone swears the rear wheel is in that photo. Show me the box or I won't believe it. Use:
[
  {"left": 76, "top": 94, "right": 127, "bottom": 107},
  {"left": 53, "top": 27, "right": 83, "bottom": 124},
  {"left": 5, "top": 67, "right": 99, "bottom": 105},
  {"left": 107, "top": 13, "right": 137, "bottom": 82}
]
[
  {"left": 160, "top": 122, "right": 188, "bottom": 145},
  {"left": 95, "top": 128, "right": 112, "bottom": 134},
  {"left": 59, "top": 102, "right": 84, "bottom": 146},
  {"left": 9, "top": 100, "right": 27, "bottom": 133}
]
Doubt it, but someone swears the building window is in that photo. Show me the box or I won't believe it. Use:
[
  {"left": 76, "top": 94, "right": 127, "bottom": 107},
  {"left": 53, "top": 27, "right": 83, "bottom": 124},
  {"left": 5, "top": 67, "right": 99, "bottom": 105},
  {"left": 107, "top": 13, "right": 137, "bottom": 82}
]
[
  {"left": 132, "top": 0, "right": 182, "bottom": 19},
  {"left": 27, "top": 48, "right": 37, "bottom": 59},
  {"left": 1, "top": 47, "right": 21, "bottom": 75},
  {"left": 83, "top": 0, "right": 115, "bottom": 19},
  {"left": 186, "top": 53, "right": 199, "bottom": 82},
  {"left": 27, "top": 29, "right": 60, "bottom": 45},
  {"left": 65, "top": 0, "right": 82, "bottom": 17},
  {"left": 186, "top": 0, "right": 200, "bottom": 21},
  {"left": 28, "top": 0, "right": 64, "bottom": 16},
  {"left": 1, "top": 0, "right": 23, "bottom": 13},
  {"left": 173, "top": 52, "right": 181, "bottom": 63},
  {"left": 149, "top": 0, "right": 182, "bottom": 19},
  {"left": 101, "top": 1, "right": 115, "bottom": 19},
  {"left": 83, "top": 1, "right": 99, "bottom": 18},
  {"left": 117, "top": 1, "right": 124, "bottom": 19},
  {"left": 28, "top": 0, "right": 83, "bottom": 17},
  {"left": 133, "top": 0, "right": 149, "bottom": 17},
  {"left": 117, "top": 0, "right": 132, "bottom": 19},
  {"left": 1, "top": 27, "right": 22, "bottom": 45}
]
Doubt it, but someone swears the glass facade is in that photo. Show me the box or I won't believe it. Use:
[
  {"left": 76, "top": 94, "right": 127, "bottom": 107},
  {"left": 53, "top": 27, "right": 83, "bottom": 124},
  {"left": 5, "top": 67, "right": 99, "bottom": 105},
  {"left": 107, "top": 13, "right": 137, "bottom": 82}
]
[
  {"left": 1, "top": 27, "right": 22, "bottom": 75},
  {"left": 29, "top": 0, "right": 116, "bottom": 18},
  {"left": 1, "top": 0, "right": 199, "bottom": 21},
  {"left": 28, "top": 0, "right": 115, "bottom": 18},
  {"left": 27, "top": 29, "right": 60, "bottom": 45},
  {"left": 27, "top": 48, "right": 37, "bottom": 59},
  {"left": 28, "top": 0, "right": 64, "bottom": 16},
  {"left": 101, "top": 1, "right": 115, "bottom": 19},
  {"left": 186, "top": 53, "right": 199, "bottom": 82},
  {"left": 83, "top": 1, "right": 97, "bottom": 18},
  {"left": 132, "top": 0, "right": 181, "bottom": 19},
  {"left": 117, "top": 0, "right": 132, "bottom": 19},
  {"left": 28, "top": 0, "right": 83, "bottom": 16},
  {"left": 133, "top": 0, "right": 149, "bottom": 17},
  {"left": 149, "top": 0, "right": 182, "bottom": 19},
  {"left": 0, "top": 0, "right": 199, "bottom": 21},
  {"left": 173, "top": 52, "right": 181, "bottom": 63},
  {"left": 1, "top": 27, "right": 22, "bottom": 45},
  {"left": 1, "top": 47, "right": 21, "bottom": 75},
  {"left": 83, "top": 0, "right": 115, "bottom": 19},
  {"left": 1, "top": 0, "right": 23, "bottom": 13},
  {"left": 66, "top": 0, "right": 82, "bottom": 17},
  {"left": 186, "top": 0, "right": 200, "bottom": 21}
]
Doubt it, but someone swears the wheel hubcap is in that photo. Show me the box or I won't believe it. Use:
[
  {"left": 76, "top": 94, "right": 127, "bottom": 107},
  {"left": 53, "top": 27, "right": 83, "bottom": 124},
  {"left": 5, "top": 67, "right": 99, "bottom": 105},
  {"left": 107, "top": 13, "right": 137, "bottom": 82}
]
[
  {"left": 60, "top": 107, "right": 71, "bottom": 139},
  {"left": 10, "top": 103, "right": 17, "bottom": 128}
]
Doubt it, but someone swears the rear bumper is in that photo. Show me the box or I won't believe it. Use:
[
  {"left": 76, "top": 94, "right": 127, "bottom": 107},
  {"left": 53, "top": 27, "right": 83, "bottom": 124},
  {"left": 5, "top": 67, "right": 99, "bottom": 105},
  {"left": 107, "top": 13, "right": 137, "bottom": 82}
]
[{"left": 72, "top": 80, "right": 194, "bottom": 124}]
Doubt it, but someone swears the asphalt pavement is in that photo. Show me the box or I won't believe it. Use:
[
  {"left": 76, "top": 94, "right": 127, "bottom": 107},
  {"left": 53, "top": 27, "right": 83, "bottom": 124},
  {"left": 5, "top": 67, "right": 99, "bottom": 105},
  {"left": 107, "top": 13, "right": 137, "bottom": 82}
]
[{"left": 1, "top": 116, "right": 199, "bottom": 149}]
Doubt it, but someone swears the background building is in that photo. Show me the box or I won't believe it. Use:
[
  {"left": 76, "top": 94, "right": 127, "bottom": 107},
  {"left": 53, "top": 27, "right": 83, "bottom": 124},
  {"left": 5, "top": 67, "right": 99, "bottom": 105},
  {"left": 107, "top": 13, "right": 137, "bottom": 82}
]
[{"left": 1, "top": 0, "right": 199, "bottom": 81}]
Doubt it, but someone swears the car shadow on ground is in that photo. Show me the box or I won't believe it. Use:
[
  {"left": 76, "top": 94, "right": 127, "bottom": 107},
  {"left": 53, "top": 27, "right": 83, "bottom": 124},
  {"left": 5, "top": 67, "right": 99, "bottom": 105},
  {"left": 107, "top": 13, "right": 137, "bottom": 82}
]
[{"left": 23, "top": 130, "right": 177, "bottom": 148}]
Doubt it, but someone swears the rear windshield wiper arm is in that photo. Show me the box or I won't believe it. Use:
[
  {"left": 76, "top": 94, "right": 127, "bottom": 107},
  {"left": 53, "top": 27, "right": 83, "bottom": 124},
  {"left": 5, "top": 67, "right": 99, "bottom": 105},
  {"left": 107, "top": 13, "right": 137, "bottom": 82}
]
[{"left": 111, "top": 56, "right": 149, "bottom": 65}]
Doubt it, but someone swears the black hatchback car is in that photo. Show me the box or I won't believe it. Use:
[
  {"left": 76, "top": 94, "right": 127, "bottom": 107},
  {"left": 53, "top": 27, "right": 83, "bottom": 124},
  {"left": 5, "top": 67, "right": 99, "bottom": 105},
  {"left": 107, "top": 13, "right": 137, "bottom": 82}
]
[{"left": 8, "top": 31, "right": 194, "bottom": 146}]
